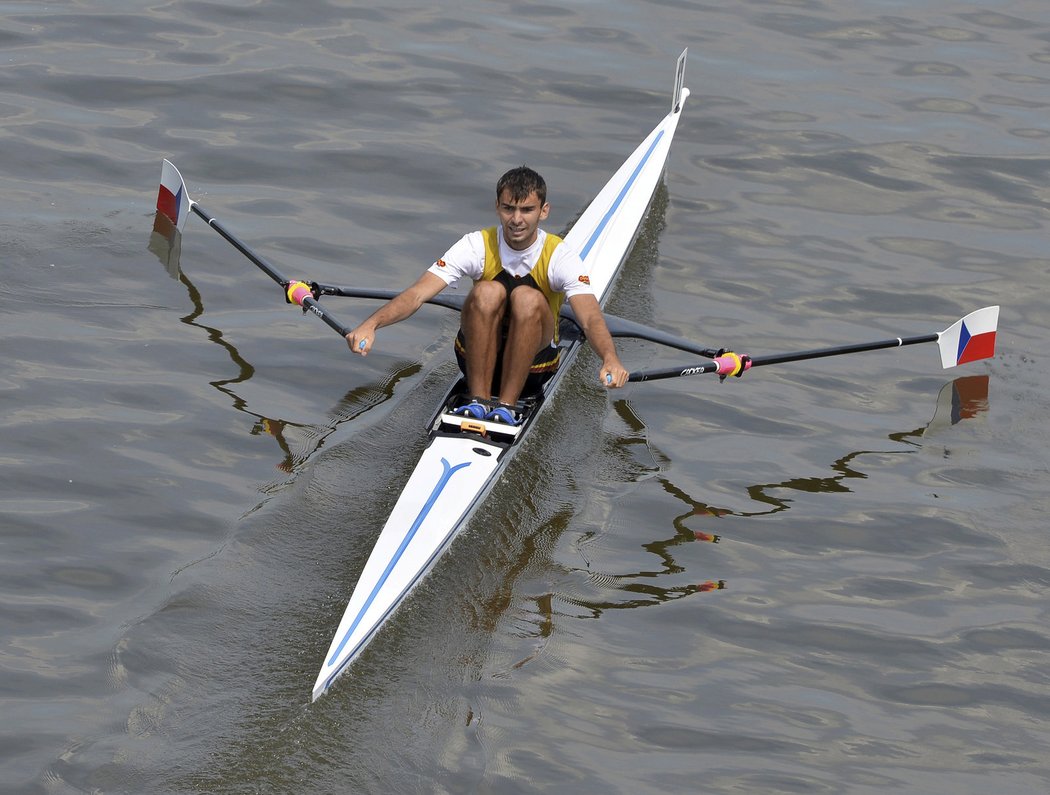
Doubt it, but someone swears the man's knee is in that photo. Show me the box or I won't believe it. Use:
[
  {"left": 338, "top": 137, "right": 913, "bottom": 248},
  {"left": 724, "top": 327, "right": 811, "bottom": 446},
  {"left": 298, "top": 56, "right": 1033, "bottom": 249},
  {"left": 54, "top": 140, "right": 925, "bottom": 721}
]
[
  {"left": 508, "top": 285, "right": 548, "bottom": 320},
  {"left": 465, "top": 280, "right": 507, "bottom": 316},
  {"left": 507, "top": 287, "right": 554, "bottom": 345}
]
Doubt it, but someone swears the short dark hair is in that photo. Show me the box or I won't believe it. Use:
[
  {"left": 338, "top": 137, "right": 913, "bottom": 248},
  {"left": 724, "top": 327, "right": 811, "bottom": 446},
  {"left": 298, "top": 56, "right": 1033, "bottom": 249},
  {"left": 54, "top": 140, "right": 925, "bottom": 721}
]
[{"left": 496, "top": 166, "right": 547, "bottom": 205}]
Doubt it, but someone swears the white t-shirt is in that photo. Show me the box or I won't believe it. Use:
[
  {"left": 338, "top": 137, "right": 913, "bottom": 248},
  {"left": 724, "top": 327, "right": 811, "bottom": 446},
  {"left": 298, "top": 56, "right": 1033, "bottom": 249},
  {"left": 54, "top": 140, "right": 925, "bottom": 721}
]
[{"left": 427, "top": 228, "right": 594, "bottom": 299}]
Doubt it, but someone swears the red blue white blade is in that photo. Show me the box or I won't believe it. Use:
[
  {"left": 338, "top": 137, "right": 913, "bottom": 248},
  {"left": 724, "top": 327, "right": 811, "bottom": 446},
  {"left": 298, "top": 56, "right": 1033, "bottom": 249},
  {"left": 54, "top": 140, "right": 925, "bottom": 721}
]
[
  {"left": 937, "top": 305, "right": 999, "bottom": 368},
  {"left": 157, "top": 159, "right": 191, "bottom": 233}
]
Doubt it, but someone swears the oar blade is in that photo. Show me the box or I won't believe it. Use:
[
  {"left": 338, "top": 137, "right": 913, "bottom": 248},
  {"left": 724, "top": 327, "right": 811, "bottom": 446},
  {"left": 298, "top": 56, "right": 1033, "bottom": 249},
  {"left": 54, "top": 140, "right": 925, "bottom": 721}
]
[
  {"left": 937, "top": 305, "right": 999, "bottom": 368},
  {"left": 158, "top": 159, "right": 191, "bottom": 233}
]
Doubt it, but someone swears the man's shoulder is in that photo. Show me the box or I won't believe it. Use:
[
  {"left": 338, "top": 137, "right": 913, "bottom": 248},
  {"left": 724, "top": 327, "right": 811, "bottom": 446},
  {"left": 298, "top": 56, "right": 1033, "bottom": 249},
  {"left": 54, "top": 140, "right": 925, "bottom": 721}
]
[
  {"left": 449, "top": 229, "right": 487, "bottom": 255},
  {"left": 547, "top": 233, "right": 583, "bottom": 264}
]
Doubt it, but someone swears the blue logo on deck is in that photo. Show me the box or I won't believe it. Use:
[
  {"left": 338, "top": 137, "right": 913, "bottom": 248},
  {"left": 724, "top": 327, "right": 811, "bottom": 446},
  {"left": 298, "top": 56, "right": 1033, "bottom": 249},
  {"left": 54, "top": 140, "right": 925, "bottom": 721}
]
[{"left": 326, "top": 457, "right": 471, "bottom": 667}]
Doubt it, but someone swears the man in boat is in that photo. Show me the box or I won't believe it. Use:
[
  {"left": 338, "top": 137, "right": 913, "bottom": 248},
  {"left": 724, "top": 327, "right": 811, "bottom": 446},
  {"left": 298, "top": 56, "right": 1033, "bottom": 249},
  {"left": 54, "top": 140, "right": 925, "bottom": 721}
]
[{"left": 345, "top": 166, "right": 628, "bottom": 426}]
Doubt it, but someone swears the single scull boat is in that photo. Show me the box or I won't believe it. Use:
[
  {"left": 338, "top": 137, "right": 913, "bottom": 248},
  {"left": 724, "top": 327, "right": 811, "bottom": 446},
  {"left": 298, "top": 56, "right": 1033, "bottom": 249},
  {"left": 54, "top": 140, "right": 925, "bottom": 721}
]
[
  {"left": 312, "top": 51, "right": 693, "bottom": 700},
  {"left": 155, "top": 49, "right": 999, "bottom": 703}
]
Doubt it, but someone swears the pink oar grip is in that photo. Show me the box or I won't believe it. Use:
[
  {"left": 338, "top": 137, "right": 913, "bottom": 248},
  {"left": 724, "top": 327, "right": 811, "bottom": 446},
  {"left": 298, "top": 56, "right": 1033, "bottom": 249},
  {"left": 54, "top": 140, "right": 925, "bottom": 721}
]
[
  {"left": 286, "top": 281, "right": 312, "bottom": 306},
  {"left": 713, "top": 352, "right": 751, "bottom": 378}
]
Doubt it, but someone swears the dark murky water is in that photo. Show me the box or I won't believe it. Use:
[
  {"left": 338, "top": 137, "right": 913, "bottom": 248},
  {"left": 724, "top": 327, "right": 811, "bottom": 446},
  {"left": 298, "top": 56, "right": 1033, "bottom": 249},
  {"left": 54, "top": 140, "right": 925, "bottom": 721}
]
[{"left": 3, "top": 2, "right": 1049, "bottom": 792}]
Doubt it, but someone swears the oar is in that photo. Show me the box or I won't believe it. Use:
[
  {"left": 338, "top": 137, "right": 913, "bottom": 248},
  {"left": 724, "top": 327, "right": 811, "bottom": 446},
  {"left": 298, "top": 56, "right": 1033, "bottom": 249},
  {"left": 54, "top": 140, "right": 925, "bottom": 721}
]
[
  {"left": 309, "top": 288, "right": 723, "bottom": 359},
  {"left": 157, "top": 159, "right": 354, "bottom": 337},
  {"left": 159, "top": 159, "right": 726, "bottom": 357},
  {"left": 312, "top": 283, "right": 468, "bottom": 314},
  {"left": 157, "top": 161, "right": 1000, "bottom": 381},
  {"left": 627, "top": 306, "right": 1000, "bottom": 382}
]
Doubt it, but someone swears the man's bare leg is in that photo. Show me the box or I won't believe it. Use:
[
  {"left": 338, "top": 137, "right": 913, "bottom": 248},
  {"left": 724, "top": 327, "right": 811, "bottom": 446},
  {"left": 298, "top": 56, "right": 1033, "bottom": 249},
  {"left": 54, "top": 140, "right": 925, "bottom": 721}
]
[
  {"left": 459, "top": 281, "right": 507, "bottom": 399},
  {"left": 496, "top": 287, "right": 554, "bottom": 406}
]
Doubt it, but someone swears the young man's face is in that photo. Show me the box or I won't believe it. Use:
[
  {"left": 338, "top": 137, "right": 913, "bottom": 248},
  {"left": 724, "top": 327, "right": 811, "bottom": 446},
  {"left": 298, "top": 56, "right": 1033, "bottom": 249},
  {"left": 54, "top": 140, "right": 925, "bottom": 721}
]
[{"left": 496, "top": 189, "right": 549, "bottom": 251}]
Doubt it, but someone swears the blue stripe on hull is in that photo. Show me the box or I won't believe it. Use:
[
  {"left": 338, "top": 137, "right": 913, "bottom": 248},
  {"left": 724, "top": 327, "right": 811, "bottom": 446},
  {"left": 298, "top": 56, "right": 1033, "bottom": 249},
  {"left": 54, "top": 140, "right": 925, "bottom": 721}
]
[
  {"left": 580, "top": 130, "right": 665, "bottom": 260},
  {"left": 326, "top": 457, "right": 471, "bottom": 668}
]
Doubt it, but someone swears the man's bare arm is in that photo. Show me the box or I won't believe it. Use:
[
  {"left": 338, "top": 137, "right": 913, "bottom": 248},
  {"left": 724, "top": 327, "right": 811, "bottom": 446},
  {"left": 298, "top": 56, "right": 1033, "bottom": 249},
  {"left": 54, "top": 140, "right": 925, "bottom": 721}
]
[
  {"left": 567, "top": 293, "right": 628, "bottom": 387},
  {"left": 347, "top": 271, "right": 448, "bottom": 355}
]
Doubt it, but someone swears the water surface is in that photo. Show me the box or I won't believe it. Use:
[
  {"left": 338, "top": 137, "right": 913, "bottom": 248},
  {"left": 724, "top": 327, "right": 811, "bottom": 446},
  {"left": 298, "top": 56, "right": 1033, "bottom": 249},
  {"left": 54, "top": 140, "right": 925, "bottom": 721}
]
[{"left": 2, "top": 1, "right": 1049, "bottom": 792}]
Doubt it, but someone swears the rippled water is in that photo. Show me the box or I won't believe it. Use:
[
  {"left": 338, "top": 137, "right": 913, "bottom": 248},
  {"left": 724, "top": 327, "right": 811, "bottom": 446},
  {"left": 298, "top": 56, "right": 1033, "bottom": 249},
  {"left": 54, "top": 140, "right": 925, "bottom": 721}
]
[{"left": 3, "top": 2, "right": 1049, "bottom": 793}]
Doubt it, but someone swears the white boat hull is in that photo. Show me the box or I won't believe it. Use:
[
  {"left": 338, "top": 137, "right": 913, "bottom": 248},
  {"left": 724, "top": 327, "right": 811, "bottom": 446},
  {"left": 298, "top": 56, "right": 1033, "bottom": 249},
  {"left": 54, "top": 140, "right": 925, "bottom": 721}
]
[
  {"left": 314, "top": 435, "right": 504, "bottom": 698},
  {"left": 314, "top": 52, "right": 690, "bottom": 700}
]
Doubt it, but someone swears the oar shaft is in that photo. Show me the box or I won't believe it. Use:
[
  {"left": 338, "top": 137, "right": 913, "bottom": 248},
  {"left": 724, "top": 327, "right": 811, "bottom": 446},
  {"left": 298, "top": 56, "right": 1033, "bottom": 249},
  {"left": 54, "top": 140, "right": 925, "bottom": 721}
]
[
  {"left": 191, "top": 203, "right": 288, "bottom": 286},
  {"left": 628, "top": 332, "right": 941, "bottom": 383},
  {"left": 298, "top": 294, "right": 352, "bottom": 337},
  {"left": 314, "top": 284, "right": 468, "bottom": 313},
  {"left": 190, "top": 202, "right": 353, "bottom": 339},
  {"left": 750, "top": 333, "right": 938, "bottom": 368},
  {"left": 628, "top": 362, "right": 718, "bottom": 382}
]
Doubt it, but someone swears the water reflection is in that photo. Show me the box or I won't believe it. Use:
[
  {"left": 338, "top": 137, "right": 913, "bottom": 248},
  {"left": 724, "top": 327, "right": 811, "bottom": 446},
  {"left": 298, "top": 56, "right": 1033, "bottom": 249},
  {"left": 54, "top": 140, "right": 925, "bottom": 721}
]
[
  {"left": 147, "top": 215, "right": 420, "bottom": 475},
  {"left": 571, "top": 374, "right": 990, "bottom": 616},
  {"left": 245, "top": 363, "right": 423, "bottom": 476},
  {"left": 916, "top": 373, "right": 990, "bottom": 436},
  {"left": 742, "top": 374, "right": 990, "bottom": 515},
  {"left": 147, "top": 211, "right": 181, "bottom": 280}
]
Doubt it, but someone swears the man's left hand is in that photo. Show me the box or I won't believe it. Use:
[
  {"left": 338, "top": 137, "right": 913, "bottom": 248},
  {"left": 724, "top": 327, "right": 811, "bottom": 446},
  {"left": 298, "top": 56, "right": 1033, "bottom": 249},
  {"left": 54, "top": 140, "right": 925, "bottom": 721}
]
[{"left": 601, "top": 360, "right": 629, "bottom": 388}]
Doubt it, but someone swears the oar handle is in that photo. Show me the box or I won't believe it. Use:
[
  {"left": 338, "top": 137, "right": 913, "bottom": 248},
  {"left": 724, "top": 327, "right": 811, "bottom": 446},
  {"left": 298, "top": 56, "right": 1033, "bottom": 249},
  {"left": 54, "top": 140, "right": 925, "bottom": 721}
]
[
  {"left": 629, "top": 352, "right": 749, "bottom": 382},
  {"left": 285, "top": 281, "right": 352, "bottom": 337}
]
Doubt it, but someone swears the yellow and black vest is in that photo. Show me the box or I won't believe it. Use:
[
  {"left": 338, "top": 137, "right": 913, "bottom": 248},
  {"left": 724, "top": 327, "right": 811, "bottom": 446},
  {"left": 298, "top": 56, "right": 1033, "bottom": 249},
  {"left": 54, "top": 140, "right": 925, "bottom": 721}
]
[{"left": 454, "top": 227, "right": 564, "bottom": 376}]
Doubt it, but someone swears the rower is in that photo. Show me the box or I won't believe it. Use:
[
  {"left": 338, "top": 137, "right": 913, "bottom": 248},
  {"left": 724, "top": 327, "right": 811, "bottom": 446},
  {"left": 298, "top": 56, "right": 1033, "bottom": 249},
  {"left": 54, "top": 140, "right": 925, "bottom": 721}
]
[{"left": 344, "top": 167, "right": 629, "bottom": 425}]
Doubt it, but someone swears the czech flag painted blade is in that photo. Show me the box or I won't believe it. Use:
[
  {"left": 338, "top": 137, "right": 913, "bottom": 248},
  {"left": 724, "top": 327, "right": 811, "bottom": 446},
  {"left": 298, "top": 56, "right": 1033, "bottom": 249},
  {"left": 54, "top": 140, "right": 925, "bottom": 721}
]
[
  {"left": 157, "top": 159, "right": 190, "bottom": 233},
  {"left": 937, "top": 305, "right": 999, "bottom": 368}
]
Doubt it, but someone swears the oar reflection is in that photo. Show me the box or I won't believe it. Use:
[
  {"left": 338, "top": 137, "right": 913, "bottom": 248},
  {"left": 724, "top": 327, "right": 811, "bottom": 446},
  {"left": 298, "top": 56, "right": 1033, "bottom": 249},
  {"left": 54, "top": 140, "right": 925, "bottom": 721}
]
[
  {"left": 561, "top": 375, "right": 990, "bottom": 616},
  {"left": 148, "top": 214, "right": 420, "bottom": 477}
]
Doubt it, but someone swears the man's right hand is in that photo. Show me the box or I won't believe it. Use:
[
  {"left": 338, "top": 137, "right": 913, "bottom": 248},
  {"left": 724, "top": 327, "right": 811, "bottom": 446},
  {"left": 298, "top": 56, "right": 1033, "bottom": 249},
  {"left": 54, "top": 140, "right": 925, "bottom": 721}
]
[{"left": 346, "top": 325, "right": 375, "bottom": 355}]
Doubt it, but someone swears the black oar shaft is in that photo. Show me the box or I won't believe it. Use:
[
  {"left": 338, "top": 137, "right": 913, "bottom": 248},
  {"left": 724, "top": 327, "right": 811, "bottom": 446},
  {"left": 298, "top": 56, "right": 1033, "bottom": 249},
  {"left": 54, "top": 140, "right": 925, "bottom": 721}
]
[
  {"left": 191, "top": 203, "right": 288, "bottom": 286},
  {"left": 750, "top": 333, "right": 938, "bottom": 368},
  {"left": 628, "top": 332, "right": 941, "bottom": 383},
  {"left": 190, "top": 202, "right": 353, "bottom": 339},
  {"left": 628, "top": 362, "right": 718, "bottom": 382},
  {"left": 314, "top": 284, "right": 467, "bottom": 314},
  {"left": 298, "top": 295, "right": 352, "bottom": 337}
]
